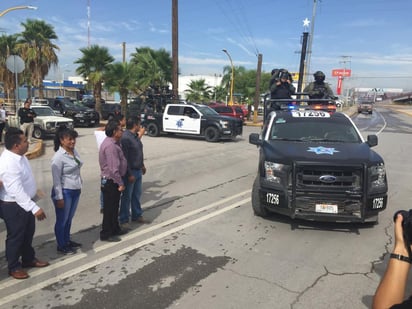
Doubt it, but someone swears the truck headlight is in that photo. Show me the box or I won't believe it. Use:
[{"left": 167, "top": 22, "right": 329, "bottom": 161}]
[
  {"left": 369, "top": 163, "right": 387, "bottom": 192},
  {"left": 264, "top": 161, "right": 286, "bottom": 184},
  {"left": 46, "top": 123, "right": 52, "bottom": 130},
  {"left": 219, "top": 120, "right": 229, "bottom": 128}
]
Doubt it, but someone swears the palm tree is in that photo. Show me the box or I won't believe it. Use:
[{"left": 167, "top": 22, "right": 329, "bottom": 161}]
[
  {"left": 104, "top": 61, "right": 138, "bottom": 117},
  {"left": 184, "top": 79, "right": 212, "bottom": 103},
  {"left": 0, "top": 34, "right": 19, "bottom": 102},
  {"left": 17, "top": 19, "right": 59, "bottom": 99},
  {"left": 221, "top": 65, "right": 247, "bottom": 104},
  {"left": 131, "top": 47, "right": 173, "bottom": 84},
  {"left": 133, "top": 51, "right": 166, "bottom": 91},
  {"left": 75, "top": 45, "right": 114, "bottom": 117}
]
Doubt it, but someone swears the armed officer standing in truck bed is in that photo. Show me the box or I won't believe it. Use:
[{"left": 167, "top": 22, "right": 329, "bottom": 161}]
[
  {"left": 269, "top": 69, "right": 295, "bottom": 112},
  {"left": 304, "top": 71, "right": 334, "bottom": 99}
]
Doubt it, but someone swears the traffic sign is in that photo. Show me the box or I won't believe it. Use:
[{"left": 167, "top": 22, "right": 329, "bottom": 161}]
[
  {"left": 6, "top": 55, "right": 25, "bottom": 73},
  {"left": 332, "top": 69, "right": 351, "bottom": 77}
]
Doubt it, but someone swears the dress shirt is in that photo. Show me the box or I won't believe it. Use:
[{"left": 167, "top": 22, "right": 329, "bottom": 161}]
[
  {"left": 94, "top": 130, "right": 106, "bottom": 150},
  {"left": 120, "top": 130, "right": 144, "bottom": 176},
  {"left": 0, "top": 149, "right": 40, "bottom": 214},
  {"left": 99, "top": 136, "right": 127, "bottom": 186},
  {"left": 51, "top": 146, "right": 83, "bottom": 200}
]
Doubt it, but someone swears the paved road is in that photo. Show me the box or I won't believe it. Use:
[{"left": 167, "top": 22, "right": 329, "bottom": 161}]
[{"left": 1, "top": 104, "right": 412, "bottom": 308}]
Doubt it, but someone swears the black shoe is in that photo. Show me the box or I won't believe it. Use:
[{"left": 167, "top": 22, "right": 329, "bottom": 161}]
[
  {"left": 67, "top": 240, "right": 82, "bottom": 248},
  {"left": 57, "top": 246, "right": 77, "bottom": 255},
  {"left": 114, "top": 229, "right": 128, "bottom": 236},
  {"left": 100, "top": 236, "right": 121, "bottom": 242}
]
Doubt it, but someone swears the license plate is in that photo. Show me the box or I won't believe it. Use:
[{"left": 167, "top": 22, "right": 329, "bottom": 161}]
[
  {"left": 91, "top": 120, "right": 95, "bottom": 123},
  {"left": 315, "top": 204, "right": 338, "bottom": 214}
]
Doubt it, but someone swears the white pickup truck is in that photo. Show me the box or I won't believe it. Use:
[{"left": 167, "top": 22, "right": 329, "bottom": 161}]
[{"left": 8, "top": 105, "right": 74, "bottom": 139}]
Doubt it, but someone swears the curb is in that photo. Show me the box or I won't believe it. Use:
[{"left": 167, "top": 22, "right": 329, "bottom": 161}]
[{"left": 25, "top": 138, "right": 44, "bottom": 160}]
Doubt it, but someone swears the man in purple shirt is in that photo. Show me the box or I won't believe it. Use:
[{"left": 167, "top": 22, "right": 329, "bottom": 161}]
[{"left": 99, "top": 120, "right": 128, "bottom": 242}]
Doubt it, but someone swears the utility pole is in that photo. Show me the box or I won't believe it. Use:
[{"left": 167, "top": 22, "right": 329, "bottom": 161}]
[
  {"left": 305, "top": 0, "right": 318, "bottom": 86},
  {"left": 172, "top": 0, "right": 179, "bottom": 101},
  {"left": 122, "top": 42, "right": 126, "bottom": 63},
  {"left": 253, "top": 54, "right": 262, "bottom": 123},
  {"left": 87, "top": 0, "right": 91, "bottom": 47}
]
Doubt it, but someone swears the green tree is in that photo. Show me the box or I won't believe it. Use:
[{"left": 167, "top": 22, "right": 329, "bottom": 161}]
[
  {"left": 17, "top": 19, "right": 59, "bottom": 99},
  {"left": 104, "top": 61, "right": 139, "bottom": 116},
  {"left": 132, "top": 51, "right": 165, "bottom": 92},
  {"left": 184, "top": 79, "right": 212, "bottom": 103},
  {"left": 131, "top": 47, "right": 173, "bottom": 92},
  {"left": 212, "top": 85, "right": 227, "bottom": 102},
  {"left": 75, "top": 45, "right": 114, "bottom": 117},
  {"left": 0, "top": 34, "right": 19, "bottom": 101},
  {"left": 221, "top": 65, "right": 248, "bottom": 104}
]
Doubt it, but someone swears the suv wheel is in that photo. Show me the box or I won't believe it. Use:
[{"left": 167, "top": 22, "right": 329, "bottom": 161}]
[
  {"left": 204, "top": 126, "right": 219, "bottom": 142},
  {"left": 252, "top": 176, "right": 269, "bottom": 217},
  {"left": 33, "top": 126, "right": 43, "bottom": 139},
  {"left": 147, "top": 123, "right": 160, "bottom": 137}
]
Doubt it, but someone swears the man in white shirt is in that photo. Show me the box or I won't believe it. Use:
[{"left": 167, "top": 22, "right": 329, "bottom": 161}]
[
  {"left": 0, "top": 127, "right": 49, "bottom": 279},
  {"left": 0, "top": 103, "right": 6, "bottom": 143}
]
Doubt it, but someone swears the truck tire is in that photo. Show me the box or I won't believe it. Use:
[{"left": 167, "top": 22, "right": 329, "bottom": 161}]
[
  {"left": 33, "top": 126, "right": 43, "bottom": 139},
  {"left": 147, "top": 123, "right": 160, "bottom": 137},
  {"left": 204, "top": 126, "right": 219, "bottom": 142},
  {"left": 252, "top": 176, "right": 270, "bottom": 217}
]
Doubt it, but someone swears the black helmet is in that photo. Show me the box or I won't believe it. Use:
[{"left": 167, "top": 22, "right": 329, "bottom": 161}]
[
  {"left": 314, "top": 71, "right": 325, "bottom": 82},
  {"left": 271, "top": 68, "right": 279, "bottom": 76}
]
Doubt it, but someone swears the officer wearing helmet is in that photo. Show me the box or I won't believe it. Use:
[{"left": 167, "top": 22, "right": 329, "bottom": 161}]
[
  {"left": 269, "top": 69, "right": 295, "bottom": 111},
  {"left": 304, "top": 71, "right": 334, "bottom": 99}
]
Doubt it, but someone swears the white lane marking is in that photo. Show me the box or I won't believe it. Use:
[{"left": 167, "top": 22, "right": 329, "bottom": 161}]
[
  {"left": 0, "top": 253, "right": 88, "bottom": 291},
  {"left": 376, "top": 110, "right": 387, "bottom": 135},
  {"left": 0, "top": 197, "right": 250, "bottom": 306},
  {"left": 95, "top": 189, "right": 251, "bottom": 252}
]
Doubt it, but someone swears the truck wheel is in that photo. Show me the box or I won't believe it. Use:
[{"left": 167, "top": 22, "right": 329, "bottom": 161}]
[
  {"left": 33, "top": 127, "right": 43, "bottom": 139},
  {"left": 205, "top": 126, "right": 219, "bottom": 142},
  {"left": 147, "top": 123, "right": 160, "bottom": 137},
  {"left": 252, "top": 176, "right": 269, "bottom": 217}
]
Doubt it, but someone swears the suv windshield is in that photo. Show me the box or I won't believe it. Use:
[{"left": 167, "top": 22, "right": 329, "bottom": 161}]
[{"left": 32, "top": 107, "right": 56, "bottom": 116}]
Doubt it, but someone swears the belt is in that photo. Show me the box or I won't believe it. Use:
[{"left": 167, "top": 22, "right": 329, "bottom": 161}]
[{"left": 0, "top": 200, "right": 17, "bottom": 205}]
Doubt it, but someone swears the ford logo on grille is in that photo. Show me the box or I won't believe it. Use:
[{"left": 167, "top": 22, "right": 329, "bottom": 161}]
[{"left": 319, "top": 175, "right": 337, "bottom": 183}]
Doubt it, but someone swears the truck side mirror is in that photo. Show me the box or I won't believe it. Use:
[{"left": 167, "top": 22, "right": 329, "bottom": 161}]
[
  {"left": 249, "top": 133, "right": 263, "bottom": 146},
  {"left": 191, "top": 113, "right": 200, "bottom": 119},
  {"left": 367, "top": 134, "right": 378, "bottom": 147}
]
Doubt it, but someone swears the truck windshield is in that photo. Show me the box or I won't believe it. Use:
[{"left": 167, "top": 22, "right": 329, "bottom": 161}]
[
  {"left": 270, "top": 120, "right": 361, "bottom": 143},
  {"left": 197, "top": 105, "right": 219, "bottom": 116}
]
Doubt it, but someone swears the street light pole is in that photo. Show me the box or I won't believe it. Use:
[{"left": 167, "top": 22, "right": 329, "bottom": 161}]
[
  {"left": 222, "top": 49, "right": 234, "bottom": 106},
  {"left": 0, "top": 5, "right": 37, "bottom": 17}
]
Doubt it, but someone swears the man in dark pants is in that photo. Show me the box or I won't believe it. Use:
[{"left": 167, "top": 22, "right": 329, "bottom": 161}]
[
  {"left": 0, "top": 127, "right": 49, "bottom": 279},
  {"left": 99, "top": 120, "right": 128, "bottom": 242}
]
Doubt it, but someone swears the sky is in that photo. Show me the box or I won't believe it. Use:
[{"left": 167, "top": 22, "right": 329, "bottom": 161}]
[{"left": 1, "top": 0, "right": 412, "bottom": 91}]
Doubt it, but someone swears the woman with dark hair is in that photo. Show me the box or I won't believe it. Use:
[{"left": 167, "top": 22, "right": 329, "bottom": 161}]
[{"left": 51, "top": 125, "right": 83, "bottom": 254}]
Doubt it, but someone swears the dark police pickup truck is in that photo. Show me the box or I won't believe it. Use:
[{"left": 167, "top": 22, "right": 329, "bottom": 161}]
[
  {"left": 249, "top": 108, "right": 388, "bottom": 223},
  {"left": 144, "top": 102, "right": 243, "bottom": 142}
]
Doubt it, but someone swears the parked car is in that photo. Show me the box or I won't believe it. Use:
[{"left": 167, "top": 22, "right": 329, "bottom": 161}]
[
  {"left": 47, "top": 96, "right": 100, "bottom": 127},
  {"left": 81, "top": 95, "right": 105, "bottom": 109},
  {"left": 208, "top": 103, "right": 244, "bottom": 122},
  {"left": 233, "top": 104, "right": 249, "bottom": 118},
  {"left": 7, "top": 105, "right": 73, "bottom": 139}
]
